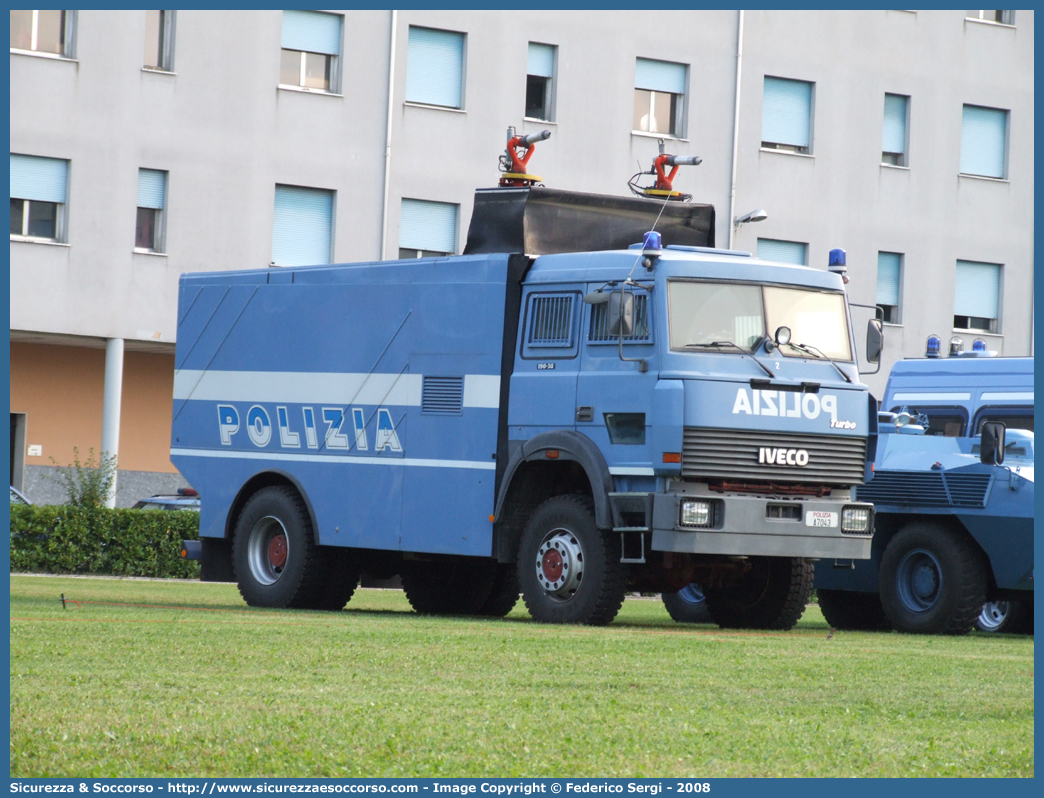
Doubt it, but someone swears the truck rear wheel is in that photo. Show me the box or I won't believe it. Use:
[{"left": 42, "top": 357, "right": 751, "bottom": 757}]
[
  {"left": 704, "top": 557, "right": 813, "bottom": 630},
  {"left": 662, "top": 583, "right": 713, "bottom": 624},
  {"left": 517, "top": 494, "right": 628, "bottom": 626},
  {"left": 232, "top": 486, "right": 325, "bottom": 609},
  {"left": 817, "top": 589, "right": 890, "bottom": 630},
  {"left": 311, "top": 547, "right": 361, "bottom": 611},
  {"left": 401, "top": 559, "right": 495, "bottom": 615},
  {"left": 879, "top": 522, "right": 986, "bottom": 635},
  {"left": 477, "top": 562, "right": 520, "bottom": 617}
]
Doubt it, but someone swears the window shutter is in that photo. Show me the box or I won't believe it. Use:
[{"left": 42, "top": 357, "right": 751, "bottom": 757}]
[
  {"left": 399, "top": 198, "right": 457, "bottom": 254},
  {"left": 10, "top": 154, "right": 68, "bottom": 203},
  {"left": 761, "top": 77, "right": 812, "bottom": 148},
  {"left": 882, "top": 94, "right": 907, "bottom": 154},
  {"left": 405, "top": 27, "right": 464, "bottom": 108},
  {"left": 634, "top": 58, "right": 686, "bottom": 94},
  {"left": 757, "top": 238, "right": 807, "bottom": 265},
  {"left": 960, "top": 105, "right": 1007, "bottom": 178},
  {"left": 954, "top": 260, "right": 1000, "bottom": 319},
  {"left": 527, "top": 42, "right": 554, "bottom": 78},
  {"left": 876, "top": 252, "right": 901, "bottom": 306},
  {"left": 272, "top": 185, "right": 333, "bottom": 266},
  {"left": 137, "top": 169, "right": 166, "bottom": 209},
  {"left": 281, "top": 10, "right": 341, "bottom": 56}
]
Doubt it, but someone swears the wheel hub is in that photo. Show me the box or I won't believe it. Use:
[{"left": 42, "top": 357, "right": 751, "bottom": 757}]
[
  {"left": 896, "top": 549, "right": 942, "bottom": 612},
  {"left": 535, "top": 528, "right": 584, "bottom": 601},
  {"left": 247, "top": 516, "right": 290, "bottom": 586},
  {"left": 978, "top": 600, "right": 1010, "bottom": 632}
]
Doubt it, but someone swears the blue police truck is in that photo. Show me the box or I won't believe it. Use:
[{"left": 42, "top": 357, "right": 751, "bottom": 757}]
[
  {"left": 172, "top": 184, "right": 881, "bottom": 627},
  {"left": 815, "top": 346, "right": 1033, "bottom": 635}
]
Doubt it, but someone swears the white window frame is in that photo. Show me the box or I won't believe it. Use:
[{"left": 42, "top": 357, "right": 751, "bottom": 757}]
[
  {"left": 876, "top": 252, "right": 904, "bottom": 326},
  {"left": 10, "top": 10, "right": 76, "bottom": 59},
  {"left": 10, "top": 198, "right": 67, "bottom": 243},
  {"left": 278, "top": 12, "right": 344, "bottom": 95},
  {"left": 966, "top": 10, "right": 1015, "bottom": 26},
  {"left": 524, "top": 42, "right": 557, "bottom": 123},
  {"left": 143, "top": 10, "right": 176, "bottom": 72}
]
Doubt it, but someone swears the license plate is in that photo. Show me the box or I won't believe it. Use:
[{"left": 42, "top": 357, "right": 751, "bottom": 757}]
[{"left": 806, "top": 511, "right": 838, "bottom": 528}]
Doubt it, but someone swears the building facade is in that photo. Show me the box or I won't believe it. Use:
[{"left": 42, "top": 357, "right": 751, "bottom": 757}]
[{"left": 9, "top": 9, "right": 1034, "bottom": 504}]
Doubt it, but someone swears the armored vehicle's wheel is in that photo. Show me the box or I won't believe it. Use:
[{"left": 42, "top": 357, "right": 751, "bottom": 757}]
[
  {"left": 477, "top": 562, "right": 520, "bottom": 617},
  {"left": 401, "top": 559, "right": 495, "bottom": 615},
  {"left": 518, "top": 495, "right": 628, "bottom": 625},
  {"left": 662, "top": 583, "right": 713, "bottom": 624},
  {"left": 705, "top": 557, "right": 813, "bottom": 630},
  {"left": 879, "top": 522, "right": 987, "bottom": 635},
  {"left": 232, "top": 486, "right": 325, "bottom": 608},
  {"left": 311, "top": 547, "right": 361, "bottom": 611},
  {"left": 817, "top": 589, "right": 890, "bottom": 631},
  {"left": 976, "top": 600, "right": 1032, "bottom": 634}
]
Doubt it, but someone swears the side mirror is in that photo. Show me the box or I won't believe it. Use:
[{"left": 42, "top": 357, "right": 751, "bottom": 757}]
[
  {"left": 607, "top": 291, "right": 635, "bottom": 338},
  {"left": 980, "top": 421, "right": 1006, "bottom": 465},
  {"left": 866, "top": 318, "right": 883, "bottom": 364}
]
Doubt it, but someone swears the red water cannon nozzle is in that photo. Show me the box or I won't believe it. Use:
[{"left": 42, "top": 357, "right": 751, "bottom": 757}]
[
  {"left": 628, "top": 139, "right": 701, "bottom": 201},
  {"left": 498, "top": 126, "right": 551, "bottom": 187}
]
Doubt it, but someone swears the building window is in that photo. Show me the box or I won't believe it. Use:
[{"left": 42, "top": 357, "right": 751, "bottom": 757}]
[
  {"left": 10, "top": 154, "right": 68, "bottom": 242},
  {"left": 398, "top": 198, "right": 458, "bottom": 258},
  {"left": 761, "top": 76, "right": 813, "bottom": 154},
  {"left": 272, "top": 185, "right": 334, "bottom": 267},
  {"left": 144, "top": 10, "right": 175, "bottom": 71},
  {"left": 954, "top": 260, "right": 1000, "bottom": 332},
  {"left": 279, "top": 10, "right": 342, "bottom": 93},
  {"left": 633, "top": 58, "right": 687, "bottom": 137},
  {"left": 135, "top": 169, "right": 167, "bottom": 252},
  {"left": 876, "top": 252, "right": 902, "bottom": 324},
  {"left": 960, "top": 104, "right": 1008, "bottom": 179},
  {"left": 967, "top": 10, "right": 1015, "bottom": 24},
  {"left": 882, "top": 94, "right": 909, "bottom": 166},
  {"left": 405, "top": 27, "right": 465, "bottom": 109},
  {"left": 9, "top": 10, "right": 74, "bottom": 57},
  {"left": 757, "top": 238, "right": 808, "bottom": 266},
  {"left": 526, "top": 42, "right": 556, "bottom": 121}
]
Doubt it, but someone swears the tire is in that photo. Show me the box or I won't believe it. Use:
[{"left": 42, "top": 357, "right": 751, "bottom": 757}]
[
  {"left": 232, "top": 486, "right": 325, "bottom": 609},
  {"left": 817, "top": 589, "right": 890, "bottom": 631},
  {"left": 400, "top": 559, "right": 495, "bottom": 615},
  {"left": 878, "top": 522, "right": 987, "bottom": 635},
  {"left": 477, "top": 562, "right": 520, "bottom": 617},
  {"left": 311, "top": 547, "right": 361, "bottom": 611},
  {"left": 662, "top": 583, "right": 713, "bottom": 624},
  {"left": 976, "top": 599, "right": 1032, "bottom": 634},
  {"left": 517, "top": 494, "right": 629, "bottom": 626},
  {"left": 704, "top": 557, "right": 813, "bottom": 630}
]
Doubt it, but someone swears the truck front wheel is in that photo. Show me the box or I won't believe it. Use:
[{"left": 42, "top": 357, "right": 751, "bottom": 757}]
[
  {"left": 518, "top": 495, "right": 628, "bottom": 625},
  {"left": 976, "top": 600, "right": 1032, "bottom": 634},
  {"left": 232, "top": 486, "right": 325, "bottom": 609},
  {"left": 704, "top": 557, "right": 813, "bottom": 630},
  {"left": 879, "top": 522, "right": 986, "bottom": 635}
]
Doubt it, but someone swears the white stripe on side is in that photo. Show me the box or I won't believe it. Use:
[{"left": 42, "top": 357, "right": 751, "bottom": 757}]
[
  {"left": 173, "top": 370, "right": 500, "bottom": 408},
  {"left": 170, "top": 447, "right": 497, "bottom": 471},
  {"left": 980, "top": 391, "right": 1033, "bottom": 401},
  {"left": 892, "top": 392, "right": 971, "bottom": 402}
]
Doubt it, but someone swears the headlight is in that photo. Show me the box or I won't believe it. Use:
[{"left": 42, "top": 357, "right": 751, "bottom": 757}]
[
  {"left": 680, "top": 499, "right": 713, "bottom": 528},
  {"left": 841, "top": 506, "right": 871, "bottom": 534}
]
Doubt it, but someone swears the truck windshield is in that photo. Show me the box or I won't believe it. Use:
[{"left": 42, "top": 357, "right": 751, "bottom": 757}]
[{"left": 668, "top": 280, "right": 853, "bottom": 361}]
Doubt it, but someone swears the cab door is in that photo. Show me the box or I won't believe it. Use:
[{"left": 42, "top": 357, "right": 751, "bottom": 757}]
[{"left": 575, "top": 282, "right": 658, "bottom": 478}]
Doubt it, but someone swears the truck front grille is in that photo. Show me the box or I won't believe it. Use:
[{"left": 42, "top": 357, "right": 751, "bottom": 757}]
[
  {"left": 682, "top": 427, "right": 867, "bottom": 487},
  {"left": 856, "top": 471, "right": 993, "bottom": 508}
]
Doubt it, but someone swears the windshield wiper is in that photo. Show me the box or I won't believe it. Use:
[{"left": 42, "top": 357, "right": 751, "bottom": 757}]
[
  {"left": 686, "top": 341, "right": 775, "bottom": 379},
  {"left": 784, "top": 341, "right": 853, "bottom": 384}
]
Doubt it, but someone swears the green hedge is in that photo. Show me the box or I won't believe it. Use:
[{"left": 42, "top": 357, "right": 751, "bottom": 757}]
[{"left": 10, "top": 505, "right": 200, "bottom": 579}]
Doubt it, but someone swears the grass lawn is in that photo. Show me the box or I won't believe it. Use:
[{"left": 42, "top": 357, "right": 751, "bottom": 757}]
[{"left": 9, "top": 575, "right": 1034, "bottom": 778}]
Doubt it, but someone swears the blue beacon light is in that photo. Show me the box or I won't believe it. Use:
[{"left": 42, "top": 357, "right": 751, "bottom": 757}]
[{"left": 925, "top": 335, "right": 941, "bottom": 358}]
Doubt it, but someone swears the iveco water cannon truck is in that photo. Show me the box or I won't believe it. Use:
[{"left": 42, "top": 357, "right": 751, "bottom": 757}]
[{"left": 173, "top": 134, "right": 882, "bottom": 627}]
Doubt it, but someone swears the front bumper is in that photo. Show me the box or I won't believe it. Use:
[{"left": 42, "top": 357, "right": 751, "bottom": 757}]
[{"left": 650, "top": 484, "right": 874, "bottom": 559}]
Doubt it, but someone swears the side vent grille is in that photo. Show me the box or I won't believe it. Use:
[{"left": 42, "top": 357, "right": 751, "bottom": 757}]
[
  {"left": 529, "top": 294, "right": 575, "bottom": 346},
  {"left": 856, "top": 470, "right": 993, "bottom": 508},
  {"left": 589, "top": 294, "right": 651, "bottom": 342},
  {"left": 942, "top": 472, "right": 994, "bottom": 507},
  {"left": 421, "top": 376, "right": 464, "bottom": 415}
]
